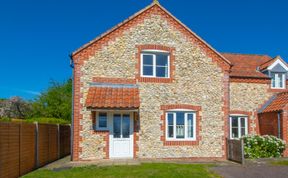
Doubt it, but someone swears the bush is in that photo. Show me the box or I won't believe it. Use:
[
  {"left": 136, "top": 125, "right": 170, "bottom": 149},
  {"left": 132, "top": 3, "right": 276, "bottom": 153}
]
[
  {"left": 0, "top": 117, "right": 11, "bottom": 122},
  {"left": 243, "top": 135, "right": 286, "bottom": 159},
  {"left": 25, "top": 118, "right": 70, "bottom": 125}
]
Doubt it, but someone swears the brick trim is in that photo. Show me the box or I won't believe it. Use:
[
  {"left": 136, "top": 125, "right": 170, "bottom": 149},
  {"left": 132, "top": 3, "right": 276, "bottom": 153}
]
[
  {"left": 230, "top": 77, "right": 271, "bottom": 84},
  {"left": 72, "top": 64, "right": 83, "bottom": 161},
  {"left": 135, "top": 45, "right": 175, "bottom": 83},
  {"left": 133, "top": 112, "right": 140, "bottom": 158},
  {"left": 93, "top": 77, "right": 136, "bottom": 84},
  {"left": 229, "top": 110, "right": 253, "bottom": 134},
  {"left": 160, "top": 104, "right": 201, "bottom": 146},
  {"left": 222, "top": 72, "right": 230, "bottom": 159}
]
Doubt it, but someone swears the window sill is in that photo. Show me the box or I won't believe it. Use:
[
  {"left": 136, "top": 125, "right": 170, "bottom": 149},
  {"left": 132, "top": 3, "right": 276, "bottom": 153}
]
[
  {"left": 138, "top": 77, "right": 173, "bottom": 83},
  {"left": 163, "top": 140, "right": 199, "bottom": 146},
  {"left": 268, "top": 88, "right": 288, "bottom": 92}
]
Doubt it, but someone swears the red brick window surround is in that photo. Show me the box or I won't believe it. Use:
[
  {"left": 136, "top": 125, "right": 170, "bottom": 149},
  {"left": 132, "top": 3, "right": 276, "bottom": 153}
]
[
  {"left": 136, "top": 45, "right": 175, "bottom": 83},
  {"left": 160, "top": 104, "right": 201, "bottom": 146}
]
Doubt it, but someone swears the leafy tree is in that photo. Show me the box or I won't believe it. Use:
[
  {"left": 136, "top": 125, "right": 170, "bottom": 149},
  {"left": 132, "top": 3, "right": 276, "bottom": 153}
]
[{"left": 31, "top": 79, "right": 72, "bottom": 121}]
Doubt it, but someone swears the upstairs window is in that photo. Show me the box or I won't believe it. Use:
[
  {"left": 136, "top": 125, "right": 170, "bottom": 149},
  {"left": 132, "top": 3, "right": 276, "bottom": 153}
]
[
  {"left": 271, "top": 72, "right": 286, "bottom": 89},
  {"left": 141, "top": 51, "right": 170, "bottom": 78}
]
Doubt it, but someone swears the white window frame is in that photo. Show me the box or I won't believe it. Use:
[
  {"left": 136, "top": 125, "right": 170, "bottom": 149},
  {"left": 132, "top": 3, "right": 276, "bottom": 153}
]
[
  {"left": 271, "top": 72, "right": 286, "bottom": 89},
  {"left": 165, "top": 111, "right": 196, "bottom": 141},
  {"left": 229, "top": 116, "right": 248, "bottom": 139},
  {"left": 140, "top": 50, "right": 170, "bottom": 78},
  {"left": 96, "top": 112, "right": 108, "bottom": 130}
]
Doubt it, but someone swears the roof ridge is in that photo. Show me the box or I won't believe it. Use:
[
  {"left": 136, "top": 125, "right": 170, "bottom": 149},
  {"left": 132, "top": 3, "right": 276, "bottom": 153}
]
[{"left": 221, "top": 52, "right": 271, "bottom": 57}]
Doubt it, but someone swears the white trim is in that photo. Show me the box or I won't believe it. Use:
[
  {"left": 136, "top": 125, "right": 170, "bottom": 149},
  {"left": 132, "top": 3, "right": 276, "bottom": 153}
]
[
  {"left": 141, "top": 49, "right": 170, "bottom": 53},
  {"left": 267, "top": 58, "right": 288, "bottom": 71},
  {"left": 166, "top": 109, "right": 196, "bottom": 112},
  {"left": 140, "top": 51, "right": 170, "bottom": 78},
  {"left": 165, "top": 111, "right": 196, "bottom": 141},
  {"left": 229, "top": 116, "right": 248, "bottom": 139}
]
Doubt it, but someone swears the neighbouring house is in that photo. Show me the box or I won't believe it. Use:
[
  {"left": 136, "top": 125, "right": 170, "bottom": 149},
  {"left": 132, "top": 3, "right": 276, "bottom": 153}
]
[{"left": 70, "top": 1, "right": 288, "bottom": 161}]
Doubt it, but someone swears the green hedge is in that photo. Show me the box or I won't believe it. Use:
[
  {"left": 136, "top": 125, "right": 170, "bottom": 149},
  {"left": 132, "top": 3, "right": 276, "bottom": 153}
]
[
  {"left": 243, "top": 135, "right": 286, "bottom": 159},
  {"left": 25, "top": 118, "right": 70, "bottom": 125},
  {"left": 0, "top": 117, "right": 70, "bottom": 125}
]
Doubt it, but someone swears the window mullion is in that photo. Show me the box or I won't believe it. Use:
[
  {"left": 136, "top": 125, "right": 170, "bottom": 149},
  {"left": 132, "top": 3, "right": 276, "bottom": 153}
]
[
  {"left": 173, "top": 113, "right": 176, "bottom": 140},
  {"left": 153, "top": 54, "right": 156, "bottom": 77},
  {"left": 238, "top": 118, "right": 241, "bottom": 138}
]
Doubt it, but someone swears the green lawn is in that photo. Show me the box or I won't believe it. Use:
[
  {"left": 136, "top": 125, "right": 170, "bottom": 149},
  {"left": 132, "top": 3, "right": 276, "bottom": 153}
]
[
  {"left": 271, "top": 160, "right": 288, "bottom": 166},
  {"left": 23, "top": 163, "right": 220, "bottom": 178}
]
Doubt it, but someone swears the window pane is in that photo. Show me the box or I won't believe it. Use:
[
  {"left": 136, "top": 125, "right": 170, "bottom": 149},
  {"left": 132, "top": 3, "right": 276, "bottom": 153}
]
[
  {"left": 143, "top": 66, "right": 153, "bottom": 76},
  {"left": 168, "top": 126, "right": 174, "bottom": 138},
  {"left": 156, "top": 66, "right": 168, "bottom": 78},
  {"left": 156, "top": 54, "right": 168, "bottom": 66},
  {"left": 241, "top": 128, "right": 246, "bottom": 137},
  {"left": 240, "top": 118, "right": 245, "bottom": 127},
  {"left": 167, "top": 113, "right": 173, "bottom": 125},
  {"left": 231, "top": 117, "right": 238, "bottom": 127},
  {"left": 232, "top": 128, "right": 239, "bottom": 138},
  {"left": 279, "top": 74, "right": 283, "bottom": 88},
  {"left": 176, "top": 112, "right": 185, "bottom": 139},
  {"left": 113, "top": 114, "right": 121, "bottom": 138},
  {"left": 99, "top": 113, "right": 107, "bottom": 128},
  {"left": 272, "top": 73, "right": 276, "bottom": 87},
  {"left": 143, "top": 55, "right": 153, "bottom": 65},
  {"left": 187, "top": 114, "right": 194, "bottom": 138},
  {"left": 122, "top": 114, "right": 130, "bottom": 138}
]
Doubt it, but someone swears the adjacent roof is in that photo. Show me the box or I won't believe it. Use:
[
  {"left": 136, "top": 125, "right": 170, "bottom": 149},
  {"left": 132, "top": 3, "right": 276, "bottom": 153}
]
[
  {"left": 86, "top": 86, "right": 140, "bottom": 109},
  {"left": 222, "top": 53, "right": 272, "bottom": 78},
  {"left": 261, "top": 92, "right": 288, "bottom": 113}
]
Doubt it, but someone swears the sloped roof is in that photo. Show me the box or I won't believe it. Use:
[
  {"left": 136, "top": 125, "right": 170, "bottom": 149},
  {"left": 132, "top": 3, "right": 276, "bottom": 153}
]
[
  {"left": 261, "top": 92, "right": 288, "bottom": 113},
  {"left": 222, "top": 53, "right": 272, "bottom": 78},
  {"left": 86, "top": 86, "right": 140, "bottom": 109},
  {"left": 72, "top": 2, "right": 231, "bottom": 67}
]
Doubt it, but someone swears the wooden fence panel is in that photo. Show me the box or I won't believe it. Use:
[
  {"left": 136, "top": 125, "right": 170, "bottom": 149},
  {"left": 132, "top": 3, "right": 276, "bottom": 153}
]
[
  {"left": 60, "top": 125, "right": 71, "bottom": 158},
  {"left": 20, "top": 123, "right": 36, "bottom": 176},
  {"left": 48, "top": 125, "right": 58, "bottom": 163},
  {"left": 38, "top": 124, "right": 50, "bottom": 167},
  {"left": 0, "top": 122, "right": 70, "bottom": 178},
  {"left": 0, "top": 123, "right": 20, "bottom": 178},
  {"left": 0, "top": 123, "right": 12, "bottom": 178}
]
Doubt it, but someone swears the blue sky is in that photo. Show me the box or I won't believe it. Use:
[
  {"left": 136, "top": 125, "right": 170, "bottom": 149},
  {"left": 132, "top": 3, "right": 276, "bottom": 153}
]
[{"left": 0, "top": 0, "right": 287, "bottom": 99}]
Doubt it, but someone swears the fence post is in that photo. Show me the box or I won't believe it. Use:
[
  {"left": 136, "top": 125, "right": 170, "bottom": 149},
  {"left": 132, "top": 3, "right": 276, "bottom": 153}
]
[{"left": 34, "top": 122, "right": 39, "bottom": 168}]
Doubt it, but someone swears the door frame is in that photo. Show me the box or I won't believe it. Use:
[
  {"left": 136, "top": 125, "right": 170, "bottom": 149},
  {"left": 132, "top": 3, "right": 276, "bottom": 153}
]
[{"left": 108, "top": 112, "right": 134, "bottom": 159}]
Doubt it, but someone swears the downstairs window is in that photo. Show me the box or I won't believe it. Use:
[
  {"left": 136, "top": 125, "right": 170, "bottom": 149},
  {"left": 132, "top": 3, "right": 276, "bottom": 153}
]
[{"left": 166, "top": 111, "right": 196, "bottom": 140}]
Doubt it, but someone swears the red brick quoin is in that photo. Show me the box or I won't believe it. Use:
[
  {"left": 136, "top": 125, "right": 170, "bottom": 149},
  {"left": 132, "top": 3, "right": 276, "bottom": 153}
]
[{"left": 160, "top": 104, "right": 202, "bottom": 146}]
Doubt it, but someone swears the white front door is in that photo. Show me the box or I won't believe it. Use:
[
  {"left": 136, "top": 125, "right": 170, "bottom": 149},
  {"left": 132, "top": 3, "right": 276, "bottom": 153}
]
[{"left": 109, "top": 113, "right": 134, "bottom": 158}]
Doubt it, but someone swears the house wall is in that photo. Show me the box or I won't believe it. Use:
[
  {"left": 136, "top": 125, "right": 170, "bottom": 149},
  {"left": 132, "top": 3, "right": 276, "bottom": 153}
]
[
  {"left": 75, "top": 10, "right": 228, "bottom": 160},
  {"left": 258, "top": 112, "right": 279, "bottom": 136},
  {"left": 230, "top": 82, "right": 274, "bottom": 134}
]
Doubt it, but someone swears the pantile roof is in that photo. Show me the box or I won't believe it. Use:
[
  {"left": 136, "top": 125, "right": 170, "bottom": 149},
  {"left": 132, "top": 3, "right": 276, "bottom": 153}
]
[
  {"left": 86, "top": 86, "right": 140, "bottom": 109},
  {"left": 261, "top": 92, "right": 288, "bottom": 113},
  {"left": 222, "top": 53, "right": 272, "bottom": 78}
]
